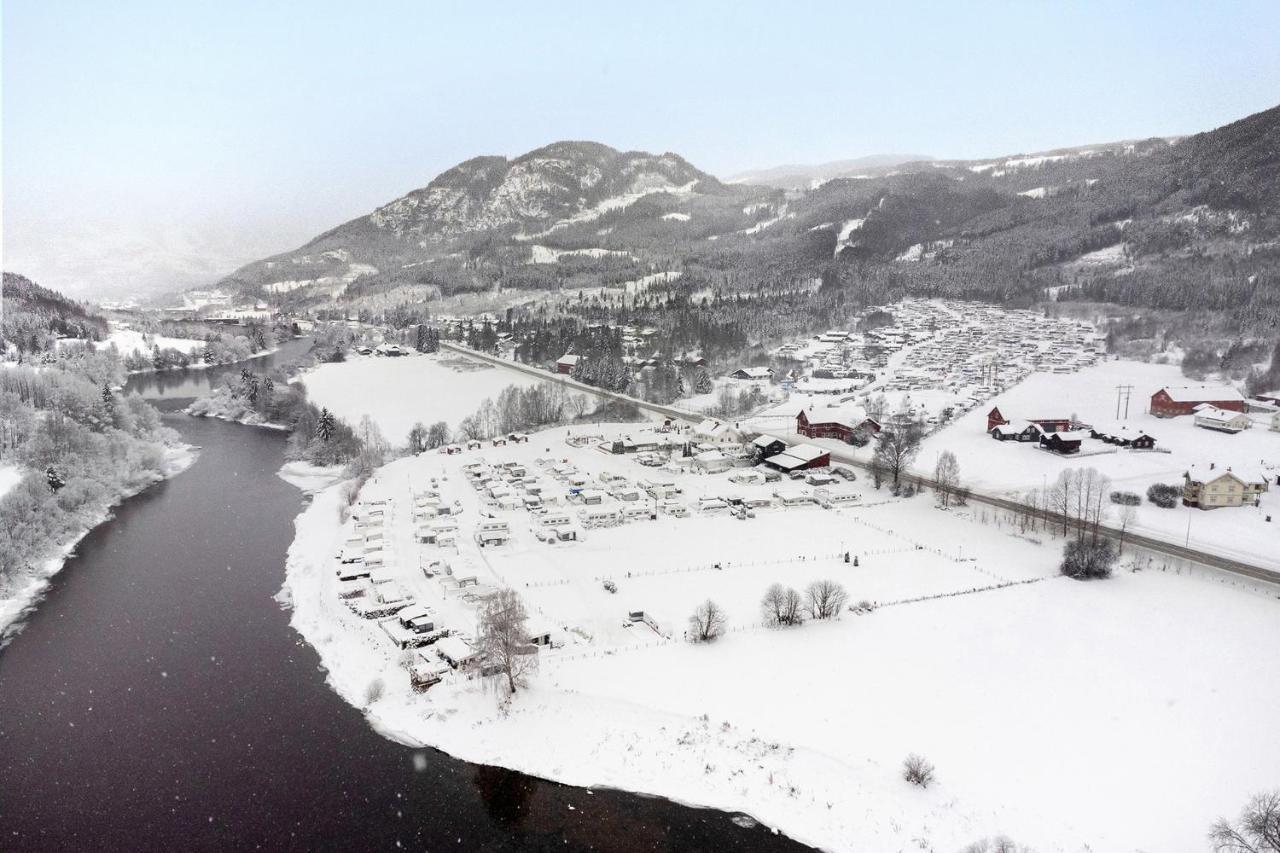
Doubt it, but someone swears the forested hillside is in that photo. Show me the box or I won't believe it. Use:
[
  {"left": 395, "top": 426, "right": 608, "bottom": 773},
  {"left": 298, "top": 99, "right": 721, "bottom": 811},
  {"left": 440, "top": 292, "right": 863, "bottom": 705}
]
[
  {"left": 218, "top": 104, "right": 1280, "bottom": 335},
  {"left": 0, "top": 274, "right": 185, "bottom": 626},
  {"left": 2, "top": 272, "right": 109, "bottom": 353}
]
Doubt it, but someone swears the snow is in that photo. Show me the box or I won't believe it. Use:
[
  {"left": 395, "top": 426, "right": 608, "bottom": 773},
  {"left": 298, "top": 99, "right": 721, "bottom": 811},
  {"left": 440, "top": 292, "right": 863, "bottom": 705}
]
[
  {"left": 1072, "top": 243, "right": 1128, "bottom": 266},
  {"left": 527, "top": 245, "right": 634, "bottom": 264},
  {"left": 740, "top": 205, "right": 791, "bottom": 235},
  {"left": 95, "top": 327, "right": 205, "bottom": 359},
  {"left": 896, "top": 243, "right": 924, "bottom": 262},
  {"left": 661, "top": 212, "right": 691, "bottom": 222},
  {"left": 281, "top": 415, "right": 1280, "bottom": 853},
  {"left": 299, "top": 351, "right": 543, "bottom": 441},
  {"left": 263, "top": 262, "right": 377, "bottom": 295},
  {"left": 0, "top": 464, "right": 23, "bottom": 502},
  {"left": 833, "top": 217, "right": 865, "bottom": 256},
  {"left": 1017, "top": 186, "right": 1048, "bottom": 199},
  {"left": 518, "top": 179, "right": 701, "bottom": 238}
]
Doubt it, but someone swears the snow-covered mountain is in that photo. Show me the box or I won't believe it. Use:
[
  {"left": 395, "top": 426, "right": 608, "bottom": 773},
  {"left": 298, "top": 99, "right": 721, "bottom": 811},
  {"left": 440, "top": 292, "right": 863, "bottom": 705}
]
[{"left": 220, "top": 141, "right": 773, "bottom": 301}]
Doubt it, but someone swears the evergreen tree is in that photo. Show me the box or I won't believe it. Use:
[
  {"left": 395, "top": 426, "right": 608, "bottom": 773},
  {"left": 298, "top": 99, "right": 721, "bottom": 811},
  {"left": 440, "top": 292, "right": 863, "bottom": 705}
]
[
  {"left": 45, "top": 465, "right": 66, "bottom": 492},
  {"left": 316, "top": 407, "right": 336, "bottom": 442}
]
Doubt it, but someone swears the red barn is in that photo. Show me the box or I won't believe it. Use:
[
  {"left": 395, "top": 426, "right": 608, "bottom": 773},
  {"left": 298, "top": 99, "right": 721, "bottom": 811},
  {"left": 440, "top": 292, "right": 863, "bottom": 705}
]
[
  {"left": 797, "top": 410, "right": 855, "bottom": 442},
  {"left": 556, "top": 354, "right": 580, "bottom": 375},
  {"left": 1150, "top": 385, "right": 1245, "bottom": 418}
]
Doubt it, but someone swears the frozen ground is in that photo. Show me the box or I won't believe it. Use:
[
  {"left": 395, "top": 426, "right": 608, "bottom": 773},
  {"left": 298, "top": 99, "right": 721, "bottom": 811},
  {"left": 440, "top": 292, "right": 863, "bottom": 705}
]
[
  {"left": 299, "top": 351, "right": 543, "bottom": 441},
  {"left": 282, "top": 412, "right": 1280, "bottom": 853}
]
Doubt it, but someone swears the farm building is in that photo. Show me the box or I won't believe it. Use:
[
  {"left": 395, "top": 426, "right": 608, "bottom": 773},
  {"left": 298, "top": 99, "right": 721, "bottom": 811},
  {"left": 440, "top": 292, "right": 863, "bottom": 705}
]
[
  {"left": 1150, "top": 385, "right": 1245, "bottom": 417},
  {"left": 1182, "top": 466, "right": 1270, "bottom": 509},
  {"left": 986, "top": 407, "right": 1071, "bottom": 433},
  {"left": 763, "top": 443, "right": 830, "bottom": 472},
  {"left": 1193, "top": 405, "right": 1252, "bottom": 433},
  {"left": 990, "top": 420, "right": 1042, "bottom": 442},
  {"left": 1039, "top": 430, "right": 1088, "bottom": 455},
  {"left": 730, "top": 366, "right": 774, "bottom": 380},
  {"left": 555, "top": 354, "right": 580, "bottom": 374},
  {"left": 1088, "top": 424, "right": 1157, "bottom": 449}
]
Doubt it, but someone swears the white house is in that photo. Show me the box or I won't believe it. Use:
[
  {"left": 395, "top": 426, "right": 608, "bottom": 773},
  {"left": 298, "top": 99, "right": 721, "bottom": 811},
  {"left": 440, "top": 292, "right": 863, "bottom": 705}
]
[
  {"left": 1182, "top": 465, "right": 1270, "bottom": 509},
  {"left": 1193, "top": 404, "right": 1252, "bottom": 434}
]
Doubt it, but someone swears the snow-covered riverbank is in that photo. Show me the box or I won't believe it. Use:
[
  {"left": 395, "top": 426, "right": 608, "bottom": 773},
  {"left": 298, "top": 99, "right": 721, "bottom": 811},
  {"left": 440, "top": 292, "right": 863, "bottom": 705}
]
[
  {"left": 0, "top": 444, "right": 198, "bottom": 645},
  {"left": 278, "top": 420, "right": 1280, "bottom": 853}
]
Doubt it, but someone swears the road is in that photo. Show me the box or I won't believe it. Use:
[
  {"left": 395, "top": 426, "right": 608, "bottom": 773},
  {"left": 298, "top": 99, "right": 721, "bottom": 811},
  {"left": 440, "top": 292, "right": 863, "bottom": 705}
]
[{"left": 443, "top": 341, "right": 1280, "bottom": 586}]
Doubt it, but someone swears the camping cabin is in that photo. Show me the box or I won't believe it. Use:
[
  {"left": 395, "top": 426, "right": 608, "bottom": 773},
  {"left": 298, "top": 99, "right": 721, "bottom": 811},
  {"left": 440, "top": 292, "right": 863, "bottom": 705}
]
[
  {"left": 474, "top": 520, "right": 511, "bottom": 546},
  {"left": 410, "top": 652, "right": 450, "bottom": 691},
  {"left": 578, "top": 507, "right": 621, "bottom": 528},
  {"left": 397, "top": 603, "right": 437, "bottom": 634},
  {"left": 693, "top": 449, "right": 734, "bottom": 474},
  {"left": 435, "top": 636, "right": 480, "bottom": 669}
]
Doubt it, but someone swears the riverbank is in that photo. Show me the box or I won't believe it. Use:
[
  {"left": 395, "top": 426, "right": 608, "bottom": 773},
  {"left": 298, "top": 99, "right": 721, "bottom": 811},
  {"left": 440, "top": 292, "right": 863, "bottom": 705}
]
[
  {"left": 280, "top": 417, "right": 1280, "bottom": 853},
  {"left": 0, "top": 443, "right": 197, "bottom": 645}
]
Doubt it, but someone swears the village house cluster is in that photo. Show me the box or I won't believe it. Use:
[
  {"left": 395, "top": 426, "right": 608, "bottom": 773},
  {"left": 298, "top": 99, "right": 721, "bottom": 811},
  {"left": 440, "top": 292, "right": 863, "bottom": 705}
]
[{"left": 772, "top": 299, "right": 1103, "bottom": 407}]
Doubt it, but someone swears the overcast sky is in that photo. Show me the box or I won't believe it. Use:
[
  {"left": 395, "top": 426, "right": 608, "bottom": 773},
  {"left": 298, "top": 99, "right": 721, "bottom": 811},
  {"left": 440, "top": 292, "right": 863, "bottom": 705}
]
[{"left": 5, "top": 0, "right": 1280, "bottom": 299}]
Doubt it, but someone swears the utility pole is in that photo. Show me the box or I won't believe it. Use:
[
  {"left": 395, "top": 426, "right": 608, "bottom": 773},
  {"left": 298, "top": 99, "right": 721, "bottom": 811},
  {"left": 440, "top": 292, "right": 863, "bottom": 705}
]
[{"left": 1115, "top": 384, "right": 1133, "bottom": 420}]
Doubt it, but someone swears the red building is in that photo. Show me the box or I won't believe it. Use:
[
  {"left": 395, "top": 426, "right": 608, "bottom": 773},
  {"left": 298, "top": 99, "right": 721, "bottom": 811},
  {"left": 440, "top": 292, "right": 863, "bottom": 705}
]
[
  {"left": 796, "top": 411, "right": 883, "bottom": 444},
  {"left": 556, "top": 354, "right": 580, "bottom": 375},
  {"left": 1150, "top": 385, "right": 1245, "bottom": 418},
  {"left": 986, "top": 407, "right": 1070, "bottom": 433}
]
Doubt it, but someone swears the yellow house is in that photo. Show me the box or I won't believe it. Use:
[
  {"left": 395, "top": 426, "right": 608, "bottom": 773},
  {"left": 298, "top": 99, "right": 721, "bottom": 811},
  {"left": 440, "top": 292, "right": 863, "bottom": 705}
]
[{"left": 1182, "top": 467, "right": 1270, "bottom": 509}]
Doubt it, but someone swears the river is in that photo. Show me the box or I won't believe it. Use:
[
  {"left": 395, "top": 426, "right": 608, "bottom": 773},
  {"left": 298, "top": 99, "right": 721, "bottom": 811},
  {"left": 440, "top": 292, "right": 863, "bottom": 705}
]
[{"left": 0, "top": 345, "right": 808, "bottom": 852}]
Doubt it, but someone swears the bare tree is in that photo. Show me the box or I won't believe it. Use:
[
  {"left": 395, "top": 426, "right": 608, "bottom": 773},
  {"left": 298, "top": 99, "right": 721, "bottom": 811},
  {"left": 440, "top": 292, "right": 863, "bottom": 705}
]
[
  {"left": 933, "top": 450, "right": 961, "bottom": 508},
  {"left": 426, "top": 420, "right": 450, "bottom": 448},
  {"left": 1116, "top": 504, "right": 1137, "bottom": 554},
  {"left": 1210, "top": 790, "right": 1280, "bottom": 853},
  {"left": 476, "top": 588, "right": 538, "bottom": 695},
  {"left": 902, "top": 753, "right": 935, "bottom": 788},
  {"left": 688, "top": 599, "right": 726, "bottom": 642},
  {"left": 873, "top": 420, "right": 923, "bottom": 491},
  {"left": 805, "top": 579, "right": 849, "bottom": 620},
  {"left": 761, "top": 583, "right": 804, "bottom": 627},
  {"left": 407, "top": 422, "right": 429, "bottom": 454}
]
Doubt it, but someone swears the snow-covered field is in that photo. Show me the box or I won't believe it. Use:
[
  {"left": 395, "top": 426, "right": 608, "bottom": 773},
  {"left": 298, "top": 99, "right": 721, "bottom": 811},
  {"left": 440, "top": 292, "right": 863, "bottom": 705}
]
[
  {"left": 281, "top": 409, "right": 1280, "bottom": 853},
  {"left": 95, "top": 327, "right": 205, "bottom": 359},
  {"left": 299, "top": 351, "right": 543, "bottom": 441}
]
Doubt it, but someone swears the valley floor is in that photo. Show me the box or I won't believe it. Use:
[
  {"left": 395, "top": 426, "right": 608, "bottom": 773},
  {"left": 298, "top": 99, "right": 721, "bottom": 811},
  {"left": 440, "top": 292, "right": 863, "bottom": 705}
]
[{"left": 281, "top": 417, "right": 1280, "bottom": 853}]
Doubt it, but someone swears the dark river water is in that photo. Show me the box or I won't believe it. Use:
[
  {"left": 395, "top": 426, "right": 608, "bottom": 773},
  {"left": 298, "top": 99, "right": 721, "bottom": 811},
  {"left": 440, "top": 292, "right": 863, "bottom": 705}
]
[{"left": 0, "top": 345, "right": 807, "bottom": 852}]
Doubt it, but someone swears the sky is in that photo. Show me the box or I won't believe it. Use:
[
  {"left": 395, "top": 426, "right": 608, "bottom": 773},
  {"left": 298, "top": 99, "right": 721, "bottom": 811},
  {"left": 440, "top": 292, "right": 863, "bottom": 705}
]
[{"left": 4, "top": 0, "right": 1280, "bottom": 299}]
